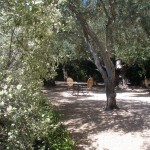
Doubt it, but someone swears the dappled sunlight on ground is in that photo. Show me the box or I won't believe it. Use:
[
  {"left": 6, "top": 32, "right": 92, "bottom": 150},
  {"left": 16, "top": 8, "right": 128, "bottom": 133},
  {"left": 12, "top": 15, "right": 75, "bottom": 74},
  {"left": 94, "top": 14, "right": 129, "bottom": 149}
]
[
  {"left": 87, "top": 130, "right": 150, "bottom": 150},
  {"left": 117, "top": 92, "right": 150, "bottom": 102},
  {"left": 44, "top": 84, "right": 150, "bottom": 150}
]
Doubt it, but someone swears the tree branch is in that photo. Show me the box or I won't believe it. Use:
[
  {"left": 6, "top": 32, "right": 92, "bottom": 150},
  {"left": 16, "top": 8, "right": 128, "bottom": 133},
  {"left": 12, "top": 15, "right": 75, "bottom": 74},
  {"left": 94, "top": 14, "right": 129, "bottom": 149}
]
[
  {"left": 109, "top": 0, "right": 116, "bottom": 22},
  {"left": 68, "top": 2, "right": 115, "bottom": 81},
  {"left": 7, "top": 27, "right": 15, "bottom": 67},
  {"left": 83, "top": 33, "right": 108, "bottom": 81},
  {"left": 100, "top": 0, "right": 110, "bottom": 19}
]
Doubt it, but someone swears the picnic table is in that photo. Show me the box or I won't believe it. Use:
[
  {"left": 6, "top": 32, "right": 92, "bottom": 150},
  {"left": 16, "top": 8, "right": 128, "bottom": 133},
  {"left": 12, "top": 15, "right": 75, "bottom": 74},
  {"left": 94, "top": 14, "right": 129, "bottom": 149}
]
[
  {"left": 73, "top": 82, "right": 87, "bottom": 95},
  {"left": 66, "top": 77, "right": 94, "bottom": 95}
]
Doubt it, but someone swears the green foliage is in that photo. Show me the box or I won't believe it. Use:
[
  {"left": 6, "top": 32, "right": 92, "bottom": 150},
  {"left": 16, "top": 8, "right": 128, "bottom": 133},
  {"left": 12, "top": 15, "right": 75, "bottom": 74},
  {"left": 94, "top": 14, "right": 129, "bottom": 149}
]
[
  {"left": 0, "top": 84, "right": 73, "bottom": 149},
  {"left": 0, "top": 0, "right": 73, "bottom": 149},
  {"left": 113, "top": 0, "right": 150, "bottom": 65},
  {"left": 64, "top": 0, "right": 150, "bottom": 67}
]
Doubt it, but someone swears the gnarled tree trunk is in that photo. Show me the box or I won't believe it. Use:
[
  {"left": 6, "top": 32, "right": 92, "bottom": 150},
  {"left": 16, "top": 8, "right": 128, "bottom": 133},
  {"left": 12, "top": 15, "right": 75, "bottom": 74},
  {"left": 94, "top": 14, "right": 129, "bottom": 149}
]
[
  {"left": 68, "top": 2, "right": 119, "bottom": 110},
  {"left": 83, "top": 35, "right": 118, "bottom": 110}
]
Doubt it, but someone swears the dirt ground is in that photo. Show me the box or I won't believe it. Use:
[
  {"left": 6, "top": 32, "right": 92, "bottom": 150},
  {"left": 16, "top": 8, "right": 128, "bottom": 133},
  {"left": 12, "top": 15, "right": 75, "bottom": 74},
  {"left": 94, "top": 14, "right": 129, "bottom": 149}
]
[{"left": 43, "top": 82, "right": 150, "bottom": 150}]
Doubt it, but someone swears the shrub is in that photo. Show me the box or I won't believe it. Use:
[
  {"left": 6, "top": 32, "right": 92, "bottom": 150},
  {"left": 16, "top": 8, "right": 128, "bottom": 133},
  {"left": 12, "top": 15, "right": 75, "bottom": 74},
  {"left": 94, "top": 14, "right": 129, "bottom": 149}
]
[{"left": 0, "top": 83, "right": 74, "bottom": 150}]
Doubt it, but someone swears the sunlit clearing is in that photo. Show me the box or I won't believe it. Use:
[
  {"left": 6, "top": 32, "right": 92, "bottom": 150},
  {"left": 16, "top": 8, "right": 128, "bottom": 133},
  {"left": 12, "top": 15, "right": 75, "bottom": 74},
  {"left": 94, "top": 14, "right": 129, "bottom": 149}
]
[{"left": 87, "top": 130, "right": 150, "bottom": 150}]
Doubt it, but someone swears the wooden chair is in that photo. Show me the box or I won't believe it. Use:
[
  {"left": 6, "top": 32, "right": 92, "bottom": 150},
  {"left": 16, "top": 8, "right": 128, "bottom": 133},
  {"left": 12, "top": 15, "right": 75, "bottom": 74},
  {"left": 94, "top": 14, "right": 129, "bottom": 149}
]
[
  {"left": 87, "top": 77, "right": 94, "bottom": 90},
  {"left": 66, "top": 77, "right": 80, "bottom": 95},
  {"left": 66, "top": 77, "right": 74, "bottom": 90}
]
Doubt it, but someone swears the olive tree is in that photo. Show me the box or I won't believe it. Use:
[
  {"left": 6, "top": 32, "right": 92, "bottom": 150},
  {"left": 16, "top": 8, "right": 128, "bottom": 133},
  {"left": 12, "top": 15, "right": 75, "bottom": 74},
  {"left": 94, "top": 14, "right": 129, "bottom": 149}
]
[
  {"left": 64, "top": 0, "right": 119, "bottom": 110},
  {"left": 61, "top": 0, "right": 150, "bottom": 110}
]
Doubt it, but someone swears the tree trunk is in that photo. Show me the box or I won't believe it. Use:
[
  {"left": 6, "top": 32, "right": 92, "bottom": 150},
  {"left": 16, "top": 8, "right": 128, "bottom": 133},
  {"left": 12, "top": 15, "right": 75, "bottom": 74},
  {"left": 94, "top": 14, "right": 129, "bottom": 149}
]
[
  {"left": 121, "top": 64, "right": 128, "bottom": 87},
  {"left": 63, "top": 65, "right": 68, "bottom": 81},
  {"left": 105, "top": 80, "right": 119, "bottom": 110},
  {"left": 84, "top": 36, "right": 119, "bottom": 110},
  {"left": 68, "top": 2, "right": 119, "bottom": 110}
]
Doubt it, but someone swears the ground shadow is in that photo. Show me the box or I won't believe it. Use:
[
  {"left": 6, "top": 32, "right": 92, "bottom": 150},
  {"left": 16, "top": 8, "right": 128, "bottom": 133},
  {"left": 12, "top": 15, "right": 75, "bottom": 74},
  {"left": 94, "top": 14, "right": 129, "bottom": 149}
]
[{"left": 44, "top": 85, "right": 150, "bottom": 150}]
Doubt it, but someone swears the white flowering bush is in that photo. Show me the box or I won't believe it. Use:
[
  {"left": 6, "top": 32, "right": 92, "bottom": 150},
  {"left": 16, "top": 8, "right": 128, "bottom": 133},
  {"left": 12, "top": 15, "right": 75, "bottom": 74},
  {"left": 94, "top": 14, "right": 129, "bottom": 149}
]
[
  {"left": 0, "top": 80, "right": 73, "bottom": 149},
  {"left": 0, "top": 0, "right": 73, "bottom": 149},
  {"left": 0, "top": 55, "right": 73, "bottom": 149}
]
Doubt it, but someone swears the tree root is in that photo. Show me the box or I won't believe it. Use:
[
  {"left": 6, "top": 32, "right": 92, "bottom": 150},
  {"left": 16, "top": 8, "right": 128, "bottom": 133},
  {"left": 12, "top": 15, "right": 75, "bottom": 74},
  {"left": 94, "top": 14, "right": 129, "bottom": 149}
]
[{"left": 104, "top": 105, "right": 120, "bottom": 111}]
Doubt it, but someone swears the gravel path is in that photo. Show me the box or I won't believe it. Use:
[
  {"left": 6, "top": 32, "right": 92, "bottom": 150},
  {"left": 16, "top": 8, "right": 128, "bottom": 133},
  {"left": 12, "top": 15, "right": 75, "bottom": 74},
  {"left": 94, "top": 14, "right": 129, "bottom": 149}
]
[{"left": 43, "top": 83, "right": 150, "bottom": 150}]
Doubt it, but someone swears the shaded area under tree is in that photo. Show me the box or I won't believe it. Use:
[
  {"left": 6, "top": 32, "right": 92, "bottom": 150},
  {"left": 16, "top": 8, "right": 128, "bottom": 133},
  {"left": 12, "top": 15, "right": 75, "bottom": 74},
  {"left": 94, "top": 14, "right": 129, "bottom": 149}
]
[{"left": 44, "top": 84, "right": 150, "bottom": 150}]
